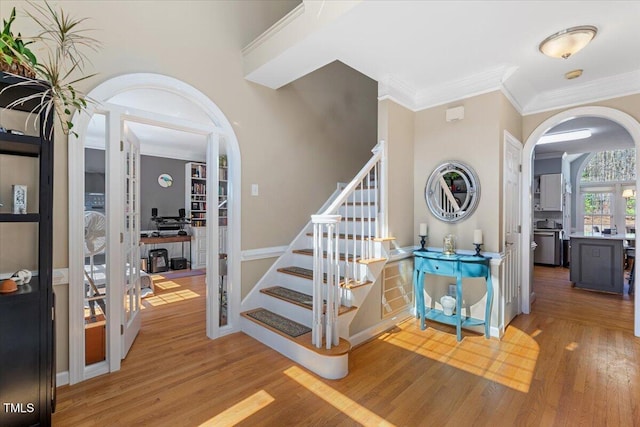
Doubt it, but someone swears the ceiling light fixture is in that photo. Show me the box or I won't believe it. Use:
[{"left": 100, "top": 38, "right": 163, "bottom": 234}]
[
  {"left": 538, "top": 129, "right": 592, "bottom": 145},
  {"left": 539, "top": 25, "right": 597, "bottom": 59},
  {"left": 565, "top": 69, "right": 583, "bottom": 80}
]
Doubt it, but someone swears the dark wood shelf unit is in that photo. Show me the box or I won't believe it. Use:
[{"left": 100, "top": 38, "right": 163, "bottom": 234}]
[
  {"left": 0, "top": 71, "right": 54, "bottom": 426},
  {"left": 0, "top": 213, "right": 41, "bottom": 222}
]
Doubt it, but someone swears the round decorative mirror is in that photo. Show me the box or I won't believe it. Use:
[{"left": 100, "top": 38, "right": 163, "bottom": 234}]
[{"left": 425, "top": 161, "right": 480, "bottom": 223}]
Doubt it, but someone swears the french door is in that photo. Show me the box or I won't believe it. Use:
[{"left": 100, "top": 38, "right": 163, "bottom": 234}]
[{"left": 122, "top": 126, "right": 142, "bottom": 357}]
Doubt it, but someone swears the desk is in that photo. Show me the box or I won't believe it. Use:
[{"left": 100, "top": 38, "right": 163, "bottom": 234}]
[
  {"left": 413, "top": 251, "right": 492, "bottom": 341},
  {"left": 141, "top": 235, "right": 191, "bottom": 268}
]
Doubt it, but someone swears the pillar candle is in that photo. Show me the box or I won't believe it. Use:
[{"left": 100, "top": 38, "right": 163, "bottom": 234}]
[
  {"left": 419, "top": 223, "right": 428, "bottom": 236},
  {"left": 473, "top": 229, "right": 483, "bottom": 244}
]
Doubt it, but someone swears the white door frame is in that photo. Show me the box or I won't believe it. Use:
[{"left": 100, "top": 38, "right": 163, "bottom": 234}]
[
  {"left": 68, "top": 74, "right": 242, "bottom": 384},
  {"left": 521, "top": 106, "right": 640, "bottom": 337},
  {"left": 503, "top": 130, "right": 522, "bottom": 330}
]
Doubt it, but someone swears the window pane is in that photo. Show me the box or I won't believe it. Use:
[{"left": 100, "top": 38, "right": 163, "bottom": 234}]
[
  {"left": 581, "top": 149, "right": 636, "bottom": 183},
  {"left": 626, "top": 196, "right": 636, "bottom": 231},
  {"left": 583, "top": 193, "right": 612, "bottom": 232}
]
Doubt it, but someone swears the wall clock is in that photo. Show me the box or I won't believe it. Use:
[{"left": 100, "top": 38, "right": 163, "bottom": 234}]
[
  {"left": 158, "top": 173, "right": 173, "bottom": 188},
  {"left": 425, "top": 161, "right": 480, "bottom": 223}
]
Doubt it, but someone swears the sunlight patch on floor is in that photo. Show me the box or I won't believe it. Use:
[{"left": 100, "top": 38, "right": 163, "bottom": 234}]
[
  {"left": 153, "top": 280, "right": 182, "bottom": 290},
  {"left": 284, "top": 366, "right": 396, "bottom": 427},
  {"left": 143, "top": 289, "right": 200, "bottom": 306},
  {"left": 379, "top": 321, "right": 539, "bottom": 393},
  {"left": 199, "top": 390, "right": 274, "bottom": 427}
]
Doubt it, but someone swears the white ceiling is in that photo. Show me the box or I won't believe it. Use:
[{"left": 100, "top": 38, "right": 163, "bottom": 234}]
[
  {"left": 242, "top": 0, "right": 640, "bottom": 159},
  {"left": 245, "top": 1, "right": 640, "bottom": 115},
  {"left": 88, "top": 1, "right": 640, "bottom": 158}
]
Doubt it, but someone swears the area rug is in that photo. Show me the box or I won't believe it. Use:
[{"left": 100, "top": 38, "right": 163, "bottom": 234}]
[
  {"left": 156, "top": 269, "right": 206, "bottom": 280},
  {"left": 245, "top": 308, "right": 311, "bottom": 337}
]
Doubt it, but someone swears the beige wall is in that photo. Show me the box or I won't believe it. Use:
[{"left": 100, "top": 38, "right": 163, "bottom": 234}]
[
  {"left": 414, "top": 92, "right": 504, "bottom": 253},
  {"left": 349, "top": 99, "right": 415, "bottom": 335},
  {"left": 1, "top": 1, "right": 377, "bottom": 375},
  {"left": 379, "top": 99, "right": 416, "bottom": 247}
]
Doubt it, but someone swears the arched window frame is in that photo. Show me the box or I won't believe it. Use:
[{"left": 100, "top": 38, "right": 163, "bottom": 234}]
[{"left": 578, "top": 149, "right": 636, "bottom": 233}]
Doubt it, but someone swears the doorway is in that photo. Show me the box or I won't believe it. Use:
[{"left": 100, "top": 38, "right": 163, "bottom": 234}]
[
  {"left": 68, "top": 74, "right": 242, "bottom": 384},
  {"left": 521, "top": 106, "right": 640, "bottom": 337}
]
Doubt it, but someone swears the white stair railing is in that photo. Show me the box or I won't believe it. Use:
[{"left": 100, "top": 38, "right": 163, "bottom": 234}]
[{"left": 310, "top": 141, "right": 387, "bottom": 349}]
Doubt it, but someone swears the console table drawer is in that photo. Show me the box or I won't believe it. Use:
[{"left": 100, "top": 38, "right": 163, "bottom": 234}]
[{"left": 415, "top": 257, "right": 457, "bottom": 276}]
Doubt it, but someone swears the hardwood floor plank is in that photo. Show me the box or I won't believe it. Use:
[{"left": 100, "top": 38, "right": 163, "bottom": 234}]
[{"left": 53, "top": 266, "right": 639, "bottom": 426}]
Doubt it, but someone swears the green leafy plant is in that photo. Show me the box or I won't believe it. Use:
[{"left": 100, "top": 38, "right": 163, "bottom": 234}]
[
  {"left": 0, "top": 7, "right": 37, "bottom": 77},
  {"left": 1, "top": 1, "right": 100, "bottom": 137}
]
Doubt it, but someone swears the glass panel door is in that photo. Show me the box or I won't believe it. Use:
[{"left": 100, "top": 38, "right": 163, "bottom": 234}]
[
  {"left": 83, "top": 115, "right": 108, "bottom": 368},
  {"left": 122, "top": 128, "right": 141, "bottom": 357}
]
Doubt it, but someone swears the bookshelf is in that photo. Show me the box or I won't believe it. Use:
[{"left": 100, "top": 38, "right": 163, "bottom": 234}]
[{"left": 186, "top": 162, "right": 207, "bottom": 227}]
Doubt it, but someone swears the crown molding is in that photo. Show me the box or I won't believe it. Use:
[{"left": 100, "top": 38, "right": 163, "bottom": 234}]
[
  {"left": 377, "top": 76, "right": 418, "bottom": 111},
  {"left": 413, "top": 65, "right": 514, "bottom": 111},
  {"left": 523, "top": 69, "right": 640, "bottom": 115},
  {"left": 241, "top": 2, "right": 305, "bottom": 56},
  {"left": 378, "top": 66, "right": 640, "bottom": 117}
]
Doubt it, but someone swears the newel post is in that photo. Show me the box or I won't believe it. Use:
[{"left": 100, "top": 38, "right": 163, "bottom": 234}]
[{"left": 311, "top": 214, "right": 341, "bottom": 348}]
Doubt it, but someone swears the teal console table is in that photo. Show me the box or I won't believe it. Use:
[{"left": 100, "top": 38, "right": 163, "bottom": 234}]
[{"left": 413, "top": 251, "right": 493, "bottom": 341}]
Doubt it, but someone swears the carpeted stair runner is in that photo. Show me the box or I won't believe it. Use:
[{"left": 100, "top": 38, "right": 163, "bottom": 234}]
[
  {"left": 243, "top": 308, "right": 311, "bottom": 338},
  {"left": 293, "top": 249, "right": 359, "bottom": 262},
  {"left": 262, "top": 286, "right": 313, "bottom": 308},
  {"left": 261, "top": 286, "right": 358, "bottom": 315},
  {"left": 277, "top": 266, "right": 372, "bottom": 288}
]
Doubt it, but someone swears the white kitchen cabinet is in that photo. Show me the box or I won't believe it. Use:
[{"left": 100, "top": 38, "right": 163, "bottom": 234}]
[{"left": 540, "top": 173, "right": 562, "bottom": 211}]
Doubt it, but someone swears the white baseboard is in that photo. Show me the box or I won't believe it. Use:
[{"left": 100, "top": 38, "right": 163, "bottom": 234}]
[
  {"left": 349, "top": 310, "right": 412, "bottom": 347},
  {"left": 56, "top": 371, "right": 69, "bottom": 387}
]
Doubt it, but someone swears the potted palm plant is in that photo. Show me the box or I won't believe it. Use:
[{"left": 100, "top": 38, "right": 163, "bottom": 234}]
[{"left": 0, "top": 1, "right": 100, "bottom": 137}]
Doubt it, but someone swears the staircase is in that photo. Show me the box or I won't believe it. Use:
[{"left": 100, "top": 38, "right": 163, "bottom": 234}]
[{"left": 240, "top": 141, "right": 392, "bottom": 379}]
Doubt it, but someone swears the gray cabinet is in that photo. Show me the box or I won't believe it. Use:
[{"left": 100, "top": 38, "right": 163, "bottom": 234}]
[
  {"left": 540, "top": 173, "right": 562, "bottom": 211},
  {"left": 569, "top": 237, "right": 624, "bottom": 294}
]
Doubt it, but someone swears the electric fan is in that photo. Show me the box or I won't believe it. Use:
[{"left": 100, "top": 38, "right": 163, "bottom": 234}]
[{"left": 84, "top": 211, "right": 107, "bottom": 320}]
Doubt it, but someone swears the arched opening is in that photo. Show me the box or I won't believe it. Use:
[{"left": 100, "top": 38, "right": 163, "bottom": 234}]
[
  {"left": 68, "top": 74, "right": 241, "bottom": 383},
  {"left": 522, "top": 106, "right": 640, "bottom": 337}
]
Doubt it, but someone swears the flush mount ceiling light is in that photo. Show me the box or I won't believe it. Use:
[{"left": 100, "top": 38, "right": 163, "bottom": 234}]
[
  {"left": 538, "top": 129, "right": 592, "bottom": 145},
  {"left": 565, "top": 69, "right": 583, "bottom": 80},
  {"left": 539, "top": 25, "right": 598, "bottom": 59}
]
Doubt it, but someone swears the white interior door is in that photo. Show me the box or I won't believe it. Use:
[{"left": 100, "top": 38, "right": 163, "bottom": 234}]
[
  {"left": 122, "top": 126, "right": 142, "bottom": 357},
  {"left": 504, "top": 132, "right": 522, "bottom": 325}
]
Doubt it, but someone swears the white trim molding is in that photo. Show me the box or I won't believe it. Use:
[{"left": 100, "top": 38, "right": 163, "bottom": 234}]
[
  {"left": 241, "top": 245, "right": 289, "bottom": 262},
  {"left": 521, "top": 106, "right": 640, "bottom": 337}
]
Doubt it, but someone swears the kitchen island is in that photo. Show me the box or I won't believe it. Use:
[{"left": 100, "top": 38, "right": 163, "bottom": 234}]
[{"left": 569, "top": 232, "right": 634, "bottom": 294}]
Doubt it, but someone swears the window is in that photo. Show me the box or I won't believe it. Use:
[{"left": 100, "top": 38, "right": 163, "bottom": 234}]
[
  {"left": 580, "top": 148, "right": 636, "bottom": 233},
  {"left": 582, "top": 192, "right": 612, "bottom": 232}
]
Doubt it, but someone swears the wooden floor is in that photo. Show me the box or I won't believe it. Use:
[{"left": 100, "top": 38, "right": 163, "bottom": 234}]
[{"left": 53, "top": 266, "right": 640, "bottom": 426}]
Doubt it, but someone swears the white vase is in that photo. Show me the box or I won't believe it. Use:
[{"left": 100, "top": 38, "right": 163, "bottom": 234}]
[{"left": 440, "top": 295, "right": 456, "bottom": 316}]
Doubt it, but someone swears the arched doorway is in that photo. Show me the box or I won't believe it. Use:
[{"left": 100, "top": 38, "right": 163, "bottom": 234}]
[
  {"left": 521, "top": 106, "right": 640, "bottom": 337},
  {"left": 68, "top": 74, "right": 242, "bottom": 383}
]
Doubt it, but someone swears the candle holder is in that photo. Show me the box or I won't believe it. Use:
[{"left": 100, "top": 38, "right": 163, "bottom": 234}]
[
  {"left": 474, "top": 243, "right": 483, "bottom": 257},
  {"left": 418, "top": 235, "right": 428, "bottom": 251}
]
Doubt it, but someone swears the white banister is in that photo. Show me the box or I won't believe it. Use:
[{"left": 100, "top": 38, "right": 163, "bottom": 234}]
[
  {"left": 310, "top": 141, "right": 387, "bottom": 349},
  {"left": 311, "top": 214, "right": 341, "bottom": 348}
]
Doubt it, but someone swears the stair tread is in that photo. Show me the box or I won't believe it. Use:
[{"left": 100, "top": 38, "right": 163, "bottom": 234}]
[
  {"left": 292, "top": 249, "right": 385, "bottom": 265},
  {"left": 241, "top": 308, "right": 351, "bottom": 356},
  {"left": 261, "top": 286, "right": 357, "bottom": 315},
  {"left": 277, "top": 266, "right": 372, "bottom": 289}
]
